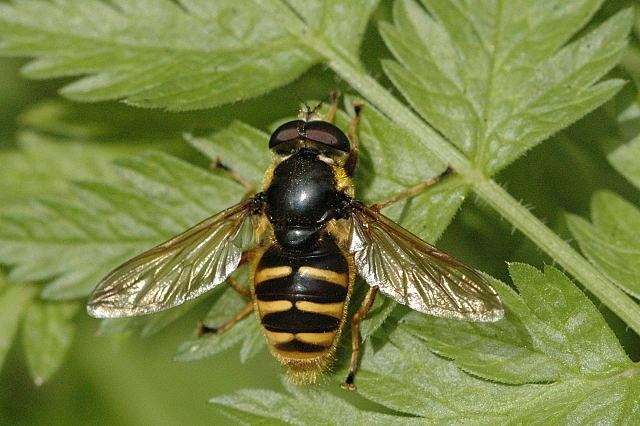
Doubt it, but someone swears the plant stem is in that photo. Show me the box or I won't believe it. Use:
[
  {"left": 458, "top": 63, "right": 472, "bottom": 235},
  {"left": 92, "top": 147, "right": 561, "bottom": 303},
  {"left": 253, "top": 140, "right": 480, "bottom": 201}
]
[
  {"left": 322, "top": 50, "right": 640, "bottom": 334},
  {"left": 331, "top": 59, "right": 472, "bottom": 175},
  {"left": 475, "top": 179, "right": 640, "bottom": 331}
]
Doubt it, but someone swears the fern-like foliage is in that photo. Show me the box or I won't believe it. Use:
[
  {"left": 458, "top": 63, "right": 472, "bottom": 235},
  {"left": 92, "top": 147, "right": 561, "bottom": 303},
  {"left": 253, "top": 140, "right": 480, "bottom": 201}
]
[
  {"left": 1, "top": 277, "right": 79, "bottom": 387},
  {"left": 0, "top": 275, "right": 37, "bottom": 375},
  {"left": 0, "top": 131, "right": 143, "bottom": 214},
  {"left": 567, "top": 134, "right": 640, "bottom": 299},
  {"left": 609, "top": 133, "right": 640, "bottom": 189},
  {"left": 213, "top": 264, "right": 639, "bottom": 423},
  {"left": 0, "top": 1, "right": 635, "bottom": 325},
  {"left": 380, "top": 0, "right": 628, "bottom": 174},
  {"left": 0, "top": 151, "right": 243, "bottom": 299},
  {"left": 0, "top": 0, "right": 377, "bottom": 110},
  {"left": 0, "top": 130, "right": 154, "bottom": 384}
]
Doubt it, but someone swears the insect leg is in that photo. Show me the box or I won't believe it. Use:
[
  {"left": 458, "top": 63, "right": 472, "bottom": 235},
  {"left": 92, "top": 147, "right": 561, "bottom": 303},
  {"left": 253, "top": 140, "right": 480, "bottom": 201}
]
[
  {"left": 197, "top": 302, "right": 254, "bottom": 337},
  {"left": 222, "top": 250, "right": 256, "bottom": 299},
  {"left": 345, "top": 102, "right": 364, "bottom": 176},
  {"left": 227, "top": 277, "right": 251, "bottom": 298},
  {"left": 370, "top": 166, "right": 453, "bottom": 212},
  {"left": 341, "top": 286, "right": 379, "bottom": 391},
  {"left": 196, "top": 249, "right": 257, "bottom": 335},
  {"left": 211, "top": 160, "right": 256, "bottom": 199},
  {"left": 324, "top": 90, "right": 341, "bottom": 123}
]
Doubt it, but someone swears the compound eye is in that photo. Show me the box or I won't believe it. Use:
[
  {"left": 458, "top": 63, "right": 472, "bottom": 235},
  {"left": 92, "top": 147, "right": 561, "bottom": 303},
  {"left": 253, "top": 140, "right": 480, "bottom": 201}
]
[
  {"left": 269, "top": 120, "right": 304, "bottom": 150},
  {"left": 303, "top": 121, "right": 350, "bottom": 152}
]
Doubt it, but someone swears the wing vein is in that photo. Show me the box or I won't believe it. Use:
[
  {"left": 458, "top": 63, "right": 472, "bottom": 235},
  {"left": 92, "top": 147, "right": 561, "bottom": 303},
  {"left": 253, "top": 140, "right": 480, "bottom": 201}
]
[
  {"left": 87, "top": 199, "right": 260, "bottom": 318},
  {"left": 349, "top": 201, "right": 503, "bottom": 322}
]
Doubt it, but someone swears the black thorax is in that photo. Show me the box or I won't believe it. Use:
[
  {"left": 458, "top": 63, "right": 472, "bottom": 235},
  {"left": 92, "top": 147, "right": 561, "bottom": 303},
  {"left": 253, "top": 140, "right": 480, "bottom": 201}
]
[{"left": 263, "top": 149, "right": 346, "bottom": 251}]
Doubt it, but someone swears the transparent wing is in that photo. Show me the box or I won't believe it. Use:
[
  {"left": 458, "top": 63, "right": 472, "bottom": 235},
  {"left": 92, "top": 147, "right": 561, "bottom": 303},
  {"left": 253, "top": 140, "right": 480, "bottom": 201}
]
[
  {"left": 348, "top": 202, "right": 503, "bottom": 322},
  {"left": 87, "top": 199, "right": 260, "bottom": 318}
]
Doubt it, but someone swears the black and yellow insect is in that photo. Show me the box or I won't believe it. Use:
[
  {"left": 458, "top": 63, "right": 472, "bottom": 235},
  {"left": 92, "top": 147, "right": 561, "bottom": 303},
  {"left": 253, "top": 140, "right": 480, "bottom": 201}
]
[{"left": 87, "top": 94, "right": 503, "bottom": 388}]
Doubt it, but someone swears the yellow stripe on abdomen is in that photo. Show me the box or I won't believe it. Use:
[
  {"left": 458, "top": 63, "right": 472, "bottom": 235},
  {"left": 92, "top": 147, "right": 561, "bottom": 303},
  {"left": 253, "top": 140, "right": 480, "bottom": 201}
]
[
  {"left": 257, "top": 300, "right": 293, "bottom": 315},
  {"left": 265, "top": 330, "right": 295, "bottom": 345},
  {"left": 254, "top": 266, "right": 292, "bottom": 284},
  {"left": 298, "top": 266, "right": 348, "bottom": 287},
  {"left": 296, "top": 301, "right": 344, "bottom": 319},
  {"left": 296, "top": 331, "right": 336, "bottom": 346}
]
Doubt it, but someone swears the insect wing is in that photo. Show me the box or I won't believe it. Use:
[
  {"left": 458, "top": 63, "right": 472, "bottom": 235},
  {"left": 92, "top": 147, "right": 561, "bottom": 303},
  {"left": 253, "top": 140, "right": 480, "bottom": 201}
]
[
  {"left": 348, "top": 202, "right": 503, "bottom": 322},
  {"left": 87, "top": 200, "right": 260, "bottom": 318}
]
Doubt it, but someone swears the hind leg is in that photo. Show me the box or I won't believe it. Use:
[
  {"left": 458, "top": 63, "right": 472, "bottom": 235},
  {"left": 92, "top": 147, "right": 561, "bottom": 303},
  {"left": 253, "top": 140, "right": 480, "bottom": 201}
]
[
  {"left": 341, "top": 286, "right": 379, "bottom": 390},
  {"left": 197, "top": 251, "right": 255, "bottom": 336},
  {"left": 197, "top": 302, "right": 254, "bottom": 336}
]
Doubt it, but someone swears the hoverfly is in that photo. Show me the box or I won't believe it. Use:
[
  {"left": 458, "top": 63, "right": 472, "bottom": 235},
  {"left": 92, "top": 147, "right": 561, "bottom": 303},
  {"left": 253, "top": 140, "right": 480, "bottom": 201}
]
[{"left": 87, "top": 93, "right": 503, "bottom": 389}]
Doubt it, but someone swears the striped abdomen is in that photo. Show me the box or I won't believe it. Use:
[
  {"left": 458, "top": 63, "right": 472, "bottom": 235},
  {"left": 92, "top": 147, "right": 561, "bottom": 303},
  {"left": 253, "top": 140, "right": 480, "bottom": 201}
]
[{"left": 253, "top": 237, "right": 352, "bottom": 380}]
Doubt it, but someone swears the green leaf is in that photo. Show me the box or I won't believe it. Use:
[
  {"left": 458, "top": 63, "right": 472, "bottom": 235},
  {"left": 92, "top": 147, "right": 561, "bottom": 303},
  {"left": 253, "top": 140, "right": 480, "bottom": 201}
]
[
  {"left": 355, "top": 264, "right": 637, "bottom": 422},
  {"left": 0, "top": 131, "right": 145, "bottom": 214},
  {"left": 211, "top": 383, "right": 420, "bottom": 425},
  {"left": 216, "top": 405, "right": 289, "bottom": 426},
  {"left": 219, "top": 265, "right": 639, "bottom": 422},
  {"left": 0, "top": 0, "right": 377, "bottom": 110},
  {"left": 380, "top": 0, "right": 629, "bottom": 175},
  {"left": 609, "top": 134, "right": 640, "bottom": 189},
  {"left": 0, "top": 276, "right": 37, "bottom": 372},
  {"left": 403, "top": 264, "right": 629, "bottom": 384},
  {"left": 0, "top": 151, "right": 243, "bottom": 300},
  {"left": 22, "top": 300, "right": 80, "bottom": 385},
  {"left": 185, "top": 121, "right": 272, "bottom": 189},
  {"left": 286, "top": 0, "right": 380, "bottom": 60},
  {"left": 358, "top": 331, "right": 639, "bottom": 423},
  {"left": 565, "top": 119, "right": 640, "bottom": 300},
  {"left": 567, "top": 191, "right": 640, "bottom": 299}
]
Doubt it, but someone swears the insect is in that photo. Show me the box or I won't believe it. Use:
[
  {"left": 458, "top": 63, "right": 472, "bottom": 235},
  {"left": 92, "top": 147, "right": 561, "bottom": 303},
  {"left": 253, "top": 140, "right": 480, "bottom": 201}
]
[{"left": 87, "top": 93, "right": 503, "bottom": 389}]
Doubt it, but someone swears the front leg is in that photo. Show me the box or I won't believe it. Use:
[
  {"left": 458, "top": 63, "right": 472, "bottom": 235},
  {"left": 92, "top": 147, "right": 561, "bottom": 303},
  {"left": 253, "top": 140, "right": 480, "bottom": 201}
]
[
  {"left": 210, "top": 159, "right": 256, "bottom": 200},
  {"left": 324, "top": 90, "right": 341, "bottom": 123},
  {"left": 370, "top": 167, "right": 453, "bottom": 212},
  {"left": 345, "top": 102, "right": 363, "bottom": 176}
]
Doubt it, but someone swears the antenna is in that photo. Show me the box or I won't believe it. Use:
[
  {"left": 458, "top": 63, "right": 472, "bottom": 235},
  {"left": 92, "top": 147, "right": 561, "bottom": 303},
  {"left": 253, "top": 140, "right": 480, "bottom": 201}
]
[
  {"left": 295, "top": 95, "right": 312, "bottom": 116},
  {"left": 296, "top": 92, "right": 340, "bottom": 121}
]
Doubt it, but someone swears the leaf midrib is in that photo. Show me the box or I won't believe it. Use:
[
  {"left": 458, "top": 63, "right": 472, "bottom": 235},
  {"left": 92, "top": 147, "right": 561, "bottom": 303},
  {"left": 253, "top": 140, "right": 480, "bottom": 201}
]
[
  {"left": 474, "top": 0, "right": 504, "bottom": 169},
  {"left": 3, "top": 22, "right": 296, "bottom": 56}
]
